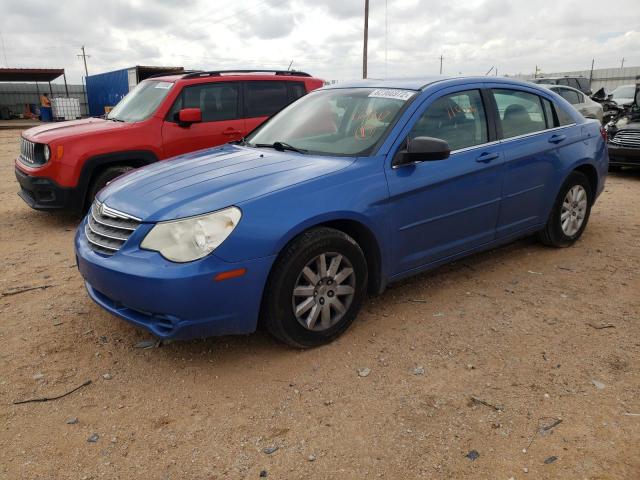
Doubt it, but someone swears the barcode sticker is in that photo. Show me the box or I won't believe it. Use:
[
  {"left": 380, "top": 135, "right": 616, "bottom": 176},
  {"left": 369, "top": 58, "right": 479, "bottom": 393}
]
[{"left": 368, "top": 89, "right": 415, "bottom": 101}]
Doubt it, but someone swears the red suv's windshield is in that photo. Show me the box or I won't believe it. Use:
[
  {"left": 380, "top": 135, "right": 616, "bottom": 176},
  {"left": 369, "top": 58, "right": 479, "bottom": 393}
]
[{"left": 107, "top": 81, "right": 173, "bottom": 122}]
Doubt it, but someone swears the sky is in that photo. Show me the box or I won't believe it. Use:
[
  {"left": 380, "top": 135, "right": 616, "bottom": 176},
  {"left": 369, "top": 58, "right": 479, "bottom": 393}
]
[{"left": 0, "top": 0, "right": 639, "bottom": 85}]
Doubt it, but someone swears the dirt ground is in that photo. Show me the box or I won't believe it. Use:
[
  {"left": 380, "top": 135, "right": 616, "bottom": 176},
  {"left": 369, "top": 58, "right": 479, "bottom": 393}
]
[{"left": 0, "top": 128, "right": 639, "bottom": 480}]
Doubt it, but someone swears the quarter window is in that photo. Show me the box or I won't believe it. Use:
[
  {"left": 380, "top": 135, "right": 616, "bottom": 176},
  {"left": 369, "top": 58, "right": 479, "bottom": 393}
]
[
  {"left": 289, "top": 82, "right": 307, "bottom": 102},
  {"left": 555, "top": 104, "right": 575, "bottom": 126},
  {"left": 492, "top": 89, "right": 546, "bottom": 139},
  {"left": 408, "top": 89, "right": 488, "bottom": 151},
  {"left": 245, "top": 81, "right": 290, "bottom": 117}
]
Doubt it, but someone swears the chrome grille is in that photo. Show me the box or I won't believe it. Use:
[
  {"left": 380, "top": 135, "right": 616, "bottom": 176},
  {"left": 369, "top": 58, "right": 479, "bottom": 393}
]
[
  {"left": 611, "top": 130, "right": 640, "bottom": 148},
  {"left": 85, "top": 201, "right": 141, "bottom": 255}
]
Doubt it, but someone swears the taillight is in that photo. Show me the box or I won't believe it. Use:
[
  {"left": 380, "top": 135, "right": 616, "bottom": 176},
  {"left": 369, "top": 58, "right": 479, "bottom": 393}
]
[{"left": 600, "top": 126, "right": 608, "bottom": 143}]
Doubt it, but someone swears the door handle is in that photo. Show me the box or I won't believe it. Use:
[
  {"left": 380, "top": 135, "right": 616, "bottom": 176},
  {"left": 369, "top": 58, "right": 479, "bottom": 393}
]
[
  {"left": 223, "top": 129, "right": 242, "bottom": 136},
  {"left": 475, "top": 152, "right": 499, "bottom": 163},
  {"left": 548, "top": 134, "right": 567, "bottom": 144}
]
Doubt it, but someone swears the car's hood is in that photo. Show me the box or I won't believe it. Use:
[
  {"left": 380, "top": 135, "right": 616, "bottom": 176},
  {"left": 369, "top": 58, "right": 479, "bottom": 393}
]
[
  {"left": 612, "top": 97, "right": 635, "bottom": 106},
  {"left": 618, "top": 121, "right": 640, "bottom": 131},
  {"left": 22, "top": 118, "right": 128, "bottom": 143},
  {"left": 98, "top": 145, "right": 355, "bottom": 222}
]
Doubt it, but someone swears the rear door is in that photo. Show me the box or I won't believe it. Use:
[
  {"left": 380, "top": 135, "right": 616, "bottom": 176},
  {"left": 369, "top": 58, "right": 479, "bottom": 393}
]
[
  {"left": 489, "top": 86, "right": 577, "bottom": 237},
  {"left": 243, "top": 80, "right": 307, "bottom": 134},
  {"left": 161, "top": 81, "right": 244, "bottom": 158}
]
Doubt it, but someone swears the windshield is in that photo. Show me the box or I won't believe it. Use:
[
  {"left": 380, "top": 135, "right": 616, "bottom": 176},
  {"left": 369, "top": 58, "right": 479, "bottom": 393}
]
[
  {"left": 612, "top": 85, "right": 635, "bottom": 100},
  {"left": 107, "top": 81, "right": 173, "bottom": 122},
  {"left": 245, "top": 87, "right": 416, "bottom": 156}
]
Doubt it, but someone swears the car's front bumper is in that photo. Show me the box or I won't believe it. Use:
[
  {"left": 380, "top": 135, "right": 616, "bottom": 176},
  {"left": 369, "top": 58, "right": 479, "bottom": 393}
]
[
  {"left": 75, "top": 217, "right": 276, "bottom": 340},
  {"left": 608, "top": 143, "right": 640, "bottom": 166},
  {"left": 14, "top": 165, "right": 80, "bottom": 211}
]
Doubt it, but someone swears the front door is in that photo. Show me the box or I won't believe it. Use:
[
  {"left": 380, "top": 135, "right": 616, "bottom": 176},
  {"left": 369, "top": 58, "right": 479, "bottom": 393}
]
[
  {"left": 161, "top": 82, "right": 245, "bottom": 159},
  {"left": 386, "top": 87, "right": 504, "bottom": 275}
]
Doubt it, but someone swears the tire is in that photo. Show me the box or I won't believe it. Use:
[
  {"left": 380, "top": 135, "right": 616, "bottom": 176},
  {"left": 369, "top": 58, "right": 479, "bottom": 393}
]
[
  {"left": 86, "top": 165, "right": 134, "bottom": 208},
  {"left": 538, "top": 171, "right": 592, "bottom": 248},
  {"left": 263, "top": 227, "right": 368, "bottom": 348}
]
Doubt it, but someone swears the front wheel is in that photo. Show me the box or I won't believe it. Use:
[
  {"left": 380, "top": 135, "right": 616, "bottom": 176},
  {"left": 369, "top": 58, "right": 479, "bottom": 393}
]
[
  {"left": 86, "top": 165, "right": 134, "bottom": 209},
  {"left": 263, "top": 227, "right": 368, "bottom": 348},
  {"left": 539, "top": 171, "right": 592, "bottom": 247}
]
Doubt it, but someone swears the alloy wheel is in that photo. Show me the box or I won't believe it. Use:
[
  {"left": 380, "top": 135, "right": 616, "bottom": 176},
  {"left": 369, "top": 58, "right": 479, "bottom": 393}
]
[
  {"left": 292, "top": 252, "right": 356, "bottom": 331},
  {"left": 561, "top": 185, "right": 588, "bottom": 237}
]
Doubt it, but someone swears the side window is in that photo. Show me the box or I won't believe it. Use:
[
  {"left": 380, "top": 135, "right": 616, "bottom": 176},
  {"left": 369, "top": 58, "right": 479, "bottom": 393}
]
[
  {"left": 557, "top": 78, "right": 570, "bottom": 86},
  {"left": 289, "top": 82, "right": 306, "bottom": 102},
  {"left": 408, "top": 89, "right": 488, "bottom": 151},
  {"left": 577, "top": 78, "right": 590, "bottom": 93},
  {"left": 557, "top": 88, "right": 581, "bottom": 105},
  {"left": 167, "top": 83, "right": 239, "bottom": 122},
  {"left": 492, "top": 89, "right": 546, "bottom": 139},
  {"left": 568, "top": 78, "right": 580, "bottom": 90},
  {"left": 245, "top": 81, "right": 289, "bottom": 117}
]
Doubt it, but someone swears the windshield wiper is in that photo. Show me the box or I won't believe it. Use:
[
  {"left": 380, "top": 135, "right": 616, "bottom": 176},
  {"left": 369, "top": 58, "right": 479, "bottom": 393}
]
[
  {"left": 254, "top": 141, "right": 307, "bottom": 154},
  {"left": 107, "top": 117, "right": 125, "bottom": 122}
]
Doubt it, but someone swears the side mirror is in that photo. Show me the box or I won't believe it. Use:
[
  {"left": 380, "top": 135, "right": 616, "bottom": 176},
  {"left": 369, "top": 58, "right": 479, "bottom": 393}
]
[
  {"left": 635, "top": 88, "right": 640, "bottom": 107},
  {"left": 393, "top": 136, "right": 451, "bottom": 168},
  {"left": 178, "top": 108, "right": 201, "bottom": 126}
]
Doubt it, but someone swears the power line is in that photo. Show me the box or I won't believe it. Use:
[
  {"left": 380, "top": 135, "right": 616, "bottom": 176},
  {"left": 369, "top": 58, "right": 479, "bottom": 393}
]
[
  {"left": 0, "top": 31, "right": 8, "bottom": 67},
  {"left": 363, "top": 0, "right": 369, "bottom": 79},
  {"left": 385, "top": 0, "right": 388, "bottom": 79}
]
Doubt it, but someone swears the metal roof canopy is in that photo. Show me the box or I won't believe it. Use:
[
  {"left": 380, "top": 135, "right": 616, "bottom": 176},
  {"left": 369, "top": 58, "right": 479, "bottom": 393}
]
[
  {"left": 0, "top": 68, "right": 69, "bottom": 98},
  {"left": 0, "top": 68, "right": 65, "bottom": 82}
]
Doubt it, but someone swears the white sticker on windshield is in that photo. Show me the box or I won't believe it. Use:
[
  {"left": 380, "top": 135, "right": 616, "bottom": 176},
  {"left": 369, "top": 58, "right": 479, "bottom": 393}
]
[
  {"left": 368, "top": 89, "right": 415, "bottom": 101},
  {"left": 154, "top": 82, "right": 172, "bottom": 89}
]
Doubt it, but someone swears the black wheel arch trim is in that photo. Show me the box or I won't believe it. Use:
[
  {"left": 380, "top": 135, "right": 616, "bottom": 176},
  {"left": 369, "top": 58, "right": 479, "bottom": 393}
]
[{"left": 78, "top": 150, "right": 159, "bottom": 207}]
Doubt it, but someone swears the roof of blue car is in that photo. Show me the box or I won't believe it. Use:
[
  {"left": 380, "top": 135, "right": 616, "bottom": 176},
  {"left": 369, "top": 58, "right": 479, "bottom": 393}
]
[{"left": 327, "top": 76, "right": 528, "bottom": 91}]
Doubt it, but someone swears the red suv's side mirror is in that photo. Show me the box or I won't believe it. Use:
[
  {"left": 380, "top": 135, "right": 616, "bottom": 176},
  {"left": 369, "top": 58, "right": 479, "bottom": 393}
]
[{"left": 178, "top": 108, "right": 202, "bottom": 125}]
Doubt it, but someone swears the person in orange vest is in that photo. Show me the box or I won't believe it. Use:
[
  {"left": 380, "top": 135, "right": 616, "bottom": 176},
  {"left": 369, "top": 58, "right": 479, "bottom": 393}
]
[
  {"left": 40, "top": 93, "right": 51, "bottom": 108},
  {"left": 39, "top": 93, "right": 52, "bottom": 121}
]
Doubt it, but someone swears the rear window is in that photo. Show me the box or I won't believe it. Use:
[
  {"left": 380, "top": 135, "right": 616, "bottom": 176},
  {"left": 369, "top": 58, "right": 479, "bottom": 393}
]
[{"left": 245, "top": 81, "right": 290, "bottom": 117}]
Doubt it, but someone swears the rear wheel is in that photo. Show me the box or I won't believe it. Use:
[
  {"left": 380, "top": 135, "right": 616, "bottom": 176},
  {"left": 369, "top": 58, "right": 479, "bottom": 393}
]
[
  {"left": 539, "top": 171, "right": 592, "bottom": 247},
  {"left": 86, "top": 165, "right": 134, "bottom": 208},
  {"left": 263, "top": 227, "right": 368, "bottom": 348}
]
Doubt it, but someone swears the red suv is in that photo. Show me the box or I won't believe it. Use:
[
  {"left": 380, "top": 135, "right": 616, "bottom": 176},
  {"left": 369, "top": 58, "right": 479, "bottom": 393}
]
[{"left": 15, "top": 70, "right": 323, "bottom": 213}]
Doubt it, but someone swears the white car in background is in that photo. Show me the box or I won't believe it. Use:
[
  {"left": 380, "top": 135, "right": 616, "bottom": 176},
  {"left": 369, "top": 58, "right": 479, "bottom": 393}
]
[
  {"left": 542, "top": 84, "right": 604, "bottom": 122},
  {"left": 610, "top": 84, "right": 636, "bottom": 107}
]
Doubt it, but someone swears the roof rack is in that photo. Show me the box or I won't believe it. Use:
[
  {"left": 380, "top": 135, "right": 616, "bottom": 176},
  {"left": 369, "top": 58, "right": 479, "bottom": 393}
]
[
  {"left": 181, "top": 70, "right": 312, "bottom": 79},
  {"left": 146, "top": 69, "right": 200, "bottom": 79}
]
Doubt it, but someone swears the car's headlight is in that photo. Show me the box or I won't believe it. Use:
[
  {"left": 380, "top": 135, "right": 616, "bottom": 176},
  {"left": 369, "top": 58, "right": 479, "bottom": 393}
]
[
  {"left": 140, "top": 206, "right": 242, "bottom": 262},
  {"left": 43, "top": 144, "right": 50, "bottom": 161}
]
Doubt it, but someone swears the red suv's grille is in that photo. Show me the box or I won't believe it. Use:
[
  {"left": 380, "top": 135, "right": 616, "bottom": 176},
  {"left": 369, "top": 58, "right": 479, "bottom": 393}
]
[
  {"left": 85, "top": 202, "right": 140, "bottom": 255},
  {"left": 20, "top": 138, "right": 46, "bottom": 166}
]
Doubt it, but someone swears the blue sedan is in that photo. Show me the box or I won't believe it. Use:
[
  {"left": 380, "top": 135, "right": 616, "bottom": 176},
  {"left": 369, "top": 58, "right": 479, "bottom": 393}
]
[{"left": 75, "top": 76, "right": 608, "bottom": 347}]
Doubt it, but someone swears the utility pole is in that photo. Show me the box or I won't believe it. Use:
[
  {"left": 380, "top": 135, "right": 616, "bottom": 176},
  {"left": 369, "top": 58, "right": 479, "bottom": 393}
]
[
  {"left": 588, "top": 58, "right": 594, "bottom": 90},
  {"left": 363, "top": 0, "right": 369, "bottom": 79},
  {"left": 439, "top": 54, "right": 444, "bottom": 74},
  {"left": 77, "top": 46, "right": 90, "bottom": 116},
  {"left": 77, "top": 45, "right": 90, "bottom": 77},
  {"left": 621, "top": 57, "right": 625, "bottom": 69}
]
